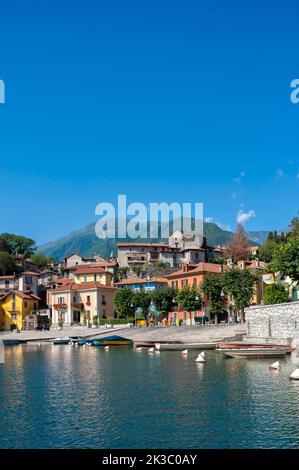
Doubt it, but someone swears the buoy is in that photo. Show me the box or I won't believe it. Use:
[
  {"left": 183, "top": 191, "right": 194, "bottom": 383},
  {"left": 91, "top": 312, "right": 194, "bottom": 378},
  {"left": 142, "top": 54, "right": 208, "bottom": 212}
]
[
  {"left": 289, "top": 368, "right": 299, "bottom": 380},
  {"left": 155, "top": 343, "right": 161, "bottom": 351},
  {"left": 195, "top": 353, "right": 206, "bottom": 363},
  {"left": 104, "top": 346, "right": 110, "bottom": 351},
  {"left": 269, "top": 361, "right": 281, "bottom": 370},
  {"left": 181, "top": 349, "right": 188, "bottom": 356},
  {"left": 148, "top": 347, "right": 154, "bottom": 353}
]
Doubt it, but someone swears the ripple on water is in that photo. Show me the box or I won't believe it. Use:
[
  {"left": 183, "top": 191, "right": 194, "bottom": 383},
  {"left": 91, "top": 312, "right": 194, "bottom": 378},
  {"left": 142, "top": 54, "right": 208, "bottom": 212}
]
[{"left": 1, "top": 346, "right": 299, "bottom": 448}]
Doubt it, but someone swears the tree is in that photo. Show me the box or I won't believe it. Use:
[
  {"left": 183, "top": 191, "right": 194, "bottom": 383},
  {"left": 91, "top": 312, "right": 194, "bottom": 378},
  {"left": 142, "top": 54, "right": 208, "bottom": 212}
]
[
  {"left": 222, "top": 268, "right": 257, "bottom": 321},
  {"left": 270, "top": 237, "right": 299, "bottom": 283},
  {"left": 176, "top": 285, "right": 202, "bottom": 324},
  {"left": 0, "top": 251, "right": 18, "bottom": 275},
  {"left": 202, "top": 274, "right": 225, "bottom": 323},
  {"left": 224, "top": 224, "right": 250, "bottom": 263},
  {"left": 30, "top": 253, "right": 54, "bottom": 268},
  {"left": 289, "top": 215, "right": 299, "bottom": 239},
  {"left": 113, "top": 287, "right": 136, "bottom": 318},
  {"left": 258, "top": 239, "right": 279, "bottom": 263},
  {"left": 135, "top": 291, "right": 152, "bottom": 316},
  {"left": 151, "top": 286, "right": 177, "bottom": 319},
  {"left": 264, "top": 284, "right": 289, "bottom": 305},
  {"left": 0, "top": 233, "right": 36, "bottom": 255}
]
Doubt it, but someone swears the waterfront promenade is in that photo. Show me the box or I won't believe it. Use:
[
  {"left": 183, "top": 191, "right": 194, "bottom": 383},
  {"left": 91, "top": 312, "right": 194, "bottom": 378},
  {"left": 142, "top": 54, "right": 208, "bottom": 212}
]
[{"left": 0, "top": 323, "right": 246, "bottom": 343}]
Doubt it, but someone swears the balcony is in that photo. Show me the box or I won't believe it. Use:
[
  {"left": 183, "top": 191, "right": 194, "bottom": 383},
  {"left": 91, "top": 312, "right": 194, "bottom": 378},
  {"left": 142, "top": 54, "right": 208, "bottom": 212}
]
[
  {"left": 71, "top": 302, "right": 84, "bottom": 310},
  {"left": 53, "top": 303, "right": 68, "bottom": 310}
]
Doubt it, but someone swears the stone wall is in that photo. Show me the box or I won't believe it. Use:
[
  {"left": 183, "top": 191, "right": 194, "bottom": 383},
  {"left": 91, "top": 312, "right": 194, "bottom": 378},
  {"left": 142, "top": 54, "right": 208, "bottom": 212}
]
[{"left": 245, "top": 301, "right": 299, "bottom": 343}]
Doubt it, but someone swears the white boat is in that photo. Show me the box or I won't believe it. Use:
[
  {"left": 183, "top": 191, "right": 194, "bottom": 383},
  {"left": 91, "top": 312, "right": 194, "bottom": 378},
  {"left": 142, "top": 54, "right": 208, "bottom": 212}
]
[
  {"left": 222, "top": 348, "right": 286, "bottom": 358},
  {"left": 52, "top": 337, "right": 71, "bottom": 345},
  {"left": 155, "top": 342, "right": 217, "bottom": 351}
]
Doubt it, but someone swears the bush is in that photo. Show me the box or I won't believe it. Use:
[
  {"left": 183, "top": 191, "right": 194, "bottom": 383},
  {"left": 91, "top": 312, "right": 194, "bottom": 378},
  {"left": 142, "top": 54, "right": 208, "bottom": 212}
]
[
  {"left": 265, "top": 284, "right": 289, "bottom": 305},
  {"left": 98, "top": 318, "right": 135, "bottom": 325},
  {"left": 92, "top": 315, "right": 98, "bottom": 326}
]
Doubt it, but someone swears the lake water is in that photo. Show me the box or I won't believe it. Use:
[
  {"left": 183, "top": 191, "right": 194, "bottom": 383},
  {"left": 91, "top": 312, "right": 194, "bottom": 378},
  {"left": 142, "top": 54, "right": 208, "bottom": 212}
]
[{"left": 0, "top": 344, "right": 299, "bottom": 449}]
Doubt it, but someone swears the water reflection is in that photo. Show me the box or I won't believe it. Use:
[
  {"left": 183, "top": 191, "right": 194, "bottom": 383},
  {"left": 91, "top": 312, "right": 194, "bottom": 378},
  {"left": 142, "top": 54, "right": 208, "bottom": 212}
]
[{"left": 1, "top": 345, "right": 299, "bottom": 448}]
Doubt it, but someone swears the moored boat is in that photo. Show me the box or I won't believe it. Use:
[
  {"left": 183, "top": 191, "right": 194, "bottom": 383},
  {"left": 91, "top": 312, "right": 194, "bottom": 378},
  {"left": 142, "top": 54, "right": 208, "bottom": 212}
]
[
  {"left": 92, "top": 335, "right": 133, "bottom": 346},
  {"left": 52, "top": 337, "right": 71, "bottom": 345},
  {"left": 155, "top": 342, "right": 217, "bottom": 351},
  {"left": 217, "top": 342, "right": 292, "bottom": 354},
  {"left": 222, "top": 348, "right": 286, "bottom": 358}
]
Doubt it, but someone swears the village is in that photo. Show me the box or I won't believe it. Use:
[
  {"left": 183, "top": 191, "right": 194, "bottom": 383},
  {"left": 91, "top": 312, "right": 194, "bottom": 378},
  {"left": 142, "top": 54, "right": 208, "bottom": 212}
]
[{"left": 1, "top": 217, "right": 298, "bottom": 344}]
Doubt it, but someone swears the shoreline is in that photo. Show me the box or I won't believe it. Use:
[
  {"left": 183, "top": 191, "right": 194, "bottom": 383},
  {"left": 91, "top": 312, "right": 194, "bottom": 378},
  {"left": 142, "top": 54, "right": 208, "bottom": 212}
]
[{"left": 1, "top": 323, "right": 247, "bottom": 343}]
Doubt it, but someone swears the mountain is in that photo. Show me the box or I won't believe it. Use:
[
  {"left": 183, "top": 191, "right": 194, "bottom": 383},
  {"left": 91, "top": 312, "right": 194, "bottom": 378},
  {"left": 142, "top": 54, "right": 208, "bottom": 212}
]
[
  {"left": 38, "top": 221, "right": 266, "bottom": 261},
  {"left": 247, "top": 231, "right": 269, "bottom": 245}
]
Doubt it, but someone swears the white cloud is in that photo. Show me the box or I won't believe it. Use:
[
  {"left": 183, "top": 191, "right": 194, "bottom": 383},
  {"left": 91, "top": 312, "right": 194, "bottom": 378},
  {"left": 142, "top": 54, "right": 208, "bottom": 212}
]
[
  {"left": 204, "top": 217, "right": 214, "bottom": 223},
  {"left": 237, "top": 209, "right": 256, "bottom": 224},
  {"left": 234, "top": 171, "right": 245, "bottom": 185},
  {"left": 275, "top": 168, "right": 284, "bottom": 178},
  {"left": 297, "top": 172, "right": 299, "bottom": 179}
]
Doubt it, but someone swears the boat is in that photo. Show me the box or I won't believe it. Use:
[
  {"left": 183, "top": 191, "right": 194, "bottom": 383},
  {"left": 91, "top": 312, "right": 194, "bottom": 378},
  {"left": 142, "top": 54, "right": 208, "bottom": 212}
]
[
  {"left": 52, "top": 337, "right": 71, "bottom": 345},
  {"left": 92, "top": 335, "right": 133, "bottom": 346},
  {"left": 218, "top": 342, "right": 291, "bottom": 351},
  {"left": 221, "top": 348, "right": 286, "bottom": 358},
  {"left": 77, "top": 338, "right": 94, "bottom": 345},
  {"left": 155, "top": 342, "right": 217, "bottom": 351},
  {"left": 3, "top": 339, "right": 26, "bottom": 345},
  {"left": 218, "top": 341, "right": 292, "bottom": 353}
]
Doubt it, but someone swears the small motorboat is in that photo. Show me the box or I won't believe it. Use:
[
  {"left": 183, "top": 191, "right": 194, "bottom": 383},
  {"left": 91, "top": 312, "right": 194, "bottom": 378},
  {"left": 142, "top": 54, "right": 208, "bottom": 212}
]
[
  {"left": 217, "top": 342, "right": 292, "bottom": 354},
  {"left": 52, "top": 337, "right": 71, "bottom": 345},
  {"left": 155, "top": 342, "right": 217, "bottom": 351},
  {"left": 222, "top": 348, "right": 286, "bottom": 358},
  {"left": 92, "top": 335, "right": 133, "bottom": 346}
]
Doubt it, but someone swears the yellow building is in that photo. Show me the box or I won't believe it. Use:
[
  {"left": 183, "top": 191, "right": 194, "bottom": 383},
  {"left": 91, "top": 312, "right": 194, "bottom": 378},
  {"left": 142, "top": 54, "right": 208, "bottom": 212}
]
[
  {"left": 73, "top": 265, "right": 112, "bottom": 286},
  {"left": 0, "top": 290, "right": 39, "bottom": 331}
]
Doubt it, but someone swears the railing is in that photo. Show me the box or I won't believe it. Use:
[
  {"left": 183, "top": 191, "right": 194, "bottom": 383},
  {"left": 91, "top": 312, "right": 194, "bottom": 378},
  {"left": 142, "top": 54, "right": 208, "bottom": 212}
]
[{"left": 71, "top": 302, "right": 84, "bottom": 309}]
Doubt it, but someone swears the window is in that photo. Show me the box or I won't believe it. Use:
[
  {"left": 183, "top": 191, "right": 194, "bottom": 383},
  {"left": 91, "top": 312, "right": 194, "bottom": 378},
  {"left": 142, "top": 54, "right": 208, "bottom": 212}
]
[
  {"left": 11, "top": 313, "right": 17, "bottom": 320},
  {"left": 58, "top": 297, "right": 65, "bottom": 304},
  {"left": 24, "top": 301, "right": 27, "bottom": 307},
  {"left": 102, "top": 295, "right": 106, "bottom": 305},
  {"left": 76, "top": 275, "right": 80, "bottom": 280},
  {"left": 193, "top": 278, "right": 197, "bottom": 287},
  {"left": 84, "top": 275, "right": 87, "bottom": 282},
  {"left": 94, "top": 274, "right": 97, "bottom": 281}
]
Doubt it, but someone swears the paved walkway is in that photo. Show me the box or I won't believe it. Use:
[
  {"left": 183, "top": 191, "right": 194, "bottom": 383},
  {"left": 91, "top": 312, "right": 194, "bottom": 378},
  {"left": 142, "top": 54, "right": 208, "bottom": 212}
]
[
  {"left": 0, "top": 325, "right": 128, "bottom": 342},
  {"left": 112, "top": 323, "right": 247, "bottom": 343},
  {"left": 0, "top": 323, "right": 247, "bottom": 343}
]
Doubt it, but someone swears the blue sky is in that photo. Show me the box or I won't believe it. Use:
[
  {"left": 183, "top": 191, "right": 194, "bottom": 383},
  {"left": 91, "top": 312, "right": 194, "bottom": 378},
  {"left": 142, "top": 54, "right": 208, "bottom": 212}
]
[{"left": 0, "top": 0, "right": 298, "bottom": 245}]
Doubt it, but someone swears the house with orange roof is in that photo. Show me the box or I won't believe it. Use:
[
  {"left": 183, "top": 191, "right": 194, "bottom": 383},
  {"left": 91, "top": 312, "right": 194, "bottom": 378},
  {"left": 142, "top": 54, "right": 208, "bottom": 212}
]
[
  {"left": 0, "top": 290, "right": 40, "bottom": 331},
  {"left": 165, "top": 263, "right": 226, "bottom": 325},
  {"left": 48, "top": 281, "right": 117, "bottom": 326}
]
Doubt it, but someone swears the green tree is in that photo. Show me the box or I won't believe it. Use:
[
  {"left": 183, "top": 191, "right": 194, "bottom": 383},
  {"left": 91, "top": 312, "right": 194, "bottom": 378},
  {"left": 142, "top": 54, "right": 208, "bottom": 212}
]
[
  {"left": 222, "top": 268, "right": 257, "bottom": 321},
  {"left": 113, "top": 287, "right": 136, "bottom": 318},
  {"left": 202, "top": 274, "right": 225, "bottom": 323},
  {"left": 176, "top": 285, "right": 202, "bottom": 324},
  {"left": 30, "top": 252, "right": 54, "bottom": 268},
  {"left": 270, "top": 237, "right": 299, "bottom": 283},
  {"left": 258, "top": 239, "right": 279, "bottom": 263},
  {"left": 135, "top": 291, "right": 152, "bottom": 316},
  {"left": 264, "top": 284, "right": 289, "bottom": 305},
  {"left": 151, "top": 286, "right": 177, "bottom": 319},
  {"left": 0, "top": 233, "right": 36, "bottom": 255},
  {"left": 0, "top": 251, "right": 18, "bottom": 275}
]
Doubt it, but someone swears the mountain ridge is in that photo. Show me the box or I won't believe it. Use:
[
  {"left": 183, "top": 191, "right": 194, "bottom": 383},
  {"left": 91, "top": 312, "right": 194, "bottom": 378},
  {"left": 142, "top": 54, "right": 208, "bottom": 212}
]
[{"left": 38, "top": 221, "right": 269, "bottom": 261}]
